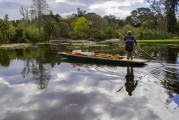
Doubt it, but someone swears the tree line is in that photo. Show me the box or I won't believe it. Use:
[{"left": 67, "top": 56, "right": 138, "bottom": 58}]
[{"left": 0, "top": 0, "right": 179, "bottom": 44}]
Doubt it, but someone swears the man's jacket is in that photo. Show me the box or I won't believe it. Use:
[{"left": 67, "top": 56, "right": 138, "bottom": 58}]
[{"left": 124, "top": 34, "right": 137, "bottom": 52}]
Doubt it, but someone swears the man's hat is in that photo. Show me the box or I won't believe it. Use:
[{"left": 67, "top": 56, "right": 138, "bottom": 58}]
[{"left": 127, "top": 31, "right": 132, "bottom": 35}]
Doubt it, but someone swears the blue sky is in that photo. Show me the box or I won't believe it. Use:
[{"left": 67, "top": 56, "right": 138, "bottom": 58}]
[{"left": 0, "top": 0, "right": 149, "bottom": 20}]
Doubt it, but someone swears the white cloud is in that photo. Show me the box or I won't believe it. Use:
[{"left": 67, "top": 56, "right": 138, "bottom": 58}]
[
  {"left": 60, "top": 11, "right": 75, "bottom": 18},
  {"left": 106, "top": 8, "right": 131, "bottom": 19},
  {"left": 0, "top": 0, "right": 148, "bottom": 20},
  {"left": 55, "top": 0, "right": 86, "bottom": 6},
  {"left": 89, "top": 1, "right": 130, "bottom": 9},
  {"left": 55, "top": 0, "right": 66, "bottom": 2},
  {"left": 88, "top": 1, "right": 133, "bottom": 18}
]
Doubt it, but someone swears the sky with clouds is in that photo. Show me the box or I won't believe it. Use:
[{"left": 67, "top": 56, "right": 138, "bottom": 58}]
[{"left": 0, "top": 0, "right": 149, "bottom": 20}]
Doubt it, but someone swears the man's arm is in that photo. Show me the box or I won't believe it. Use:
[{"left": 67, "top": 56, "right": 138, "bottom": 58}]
[
  {"left": 124, "top": 36, "right": 126, "bottom": 42},
  {"left": 133, "top": 36, "right": 137, "bottom": 46}
]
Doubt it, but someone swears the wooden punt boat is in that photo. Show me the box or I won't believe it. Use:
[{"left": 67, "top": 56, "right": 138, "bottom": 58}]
[{"left": 58, "top": 52, "right": 147, "bottom": 66}]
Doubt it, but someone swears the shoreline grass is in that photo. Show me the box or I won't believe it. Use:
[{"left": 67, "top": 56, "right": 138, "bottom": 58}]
[{"left": 137, "top": 39, "right": 179, "bottom": 43}]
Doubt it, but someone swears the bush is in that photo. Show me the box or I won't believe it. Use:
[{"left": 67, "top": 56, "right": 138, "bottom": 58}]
[
  {"left": 24, "top": 26, "right": 48, "bottom": 43},
  {"left": 118, "top": 24, "right": 140, "bottom": 39},
  {"left": 0, "top": 32, "right": 5, "bottom": 43},
  {"left": 94, "top": 30, "right": 106, "bottom": 41},
  {"left": 6, "top": 24, "right": 16, "bottom": 42},
  {"left": 103, "top": 27, "right": 118, "bottom": 39},
  {"left": 9, "top": 29, "right": 26, "bottom": 43},
  {"left": 118, "top": 24, "right": 174, "bottom": 40},
  {"left": 139, "top": 28, "right": 174, "bottom": 40}
]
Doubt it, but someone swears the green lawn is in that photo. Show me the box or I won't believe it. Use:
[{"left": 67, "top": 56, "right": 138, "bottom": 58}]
[{"left": 137, "top": 39, "right": 179, "bottom": 43}]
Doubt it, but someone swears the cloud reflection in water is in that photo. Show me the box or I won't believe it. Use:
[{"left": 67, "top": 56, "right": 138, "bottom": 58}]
[{"left": 0, "top": 61, "right": 179, "bottom": 120}]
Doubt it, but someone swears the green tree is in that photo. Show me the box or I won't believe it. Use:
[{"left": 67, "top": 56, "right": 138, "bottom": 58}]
[
  {"left": 58, "top": 21, "right": 71, "bottom": 38},
  {"left": 54, "top": 14, "right": 62, "bottom": 22},
  {"left": 125, "top": 16, "right": 134, "bottom": 26},
  {"left": 4, "top": 14, "right": 9, "bottom": 21},
  {"left": 104, "top": 27, "right": 118, "bottom": 39},
  {"left": 24, "top": 25, "right": 47, "bottom": 43},
  {"left": 85, "top": 13, "right": 108, "bottom": 30},
  {"left": 73, "top": 17, "right": 91, "bottom": 39},
  {"left": 11, "top": 20, "right": 27, "bottom": 43},
  {"left": 118, "top": 24, "right": 139, "bottom": 39},
  {"left": 6, "top": 24, "right": 16, "bottom": 42},
  {"left": 126, "top": 7, "right": 153, "bottom": 27},
  {"left": 43, "top": 19, "right": 58, "bottom": 40},
  {"left": 0, "top": 19, "right": 9, "bottom": 41},
  {"left": 104, "top": 15, "right": 122, "bottom": 29},
  {"left": 42, "top": 11, "right": 58, "bottom": 40},
  {"left": 141, "top": 14, "right": 158, "bottom": 30},
  {"left": 17, "top": 19, "right": 26, "bottom": 29}
]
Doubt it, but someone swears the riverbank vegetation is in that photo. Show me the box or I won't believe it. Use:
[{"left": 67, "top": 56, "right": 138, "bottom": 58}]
[
  {"left": 0, "top": 0, "right": 179, "bottom": 44},
  {"left": 138, "top": 39, "right": 179, "bottom": 43}
]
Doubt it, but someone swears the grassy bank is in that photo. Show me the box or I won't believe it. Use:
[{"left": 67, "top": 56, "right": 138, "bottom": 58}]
[
  {"left": 137, "top": 39, "right": 179, "bottom": 43},
  {"left": 0, "top": 43, "right": 36, "bottom": 49}
]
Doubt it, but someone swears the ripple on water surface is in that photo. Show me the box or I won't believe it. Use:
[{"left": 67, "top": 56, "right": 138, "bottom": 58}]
[{"left": 0, "top": 60, "right": 179, "bottom": 120}]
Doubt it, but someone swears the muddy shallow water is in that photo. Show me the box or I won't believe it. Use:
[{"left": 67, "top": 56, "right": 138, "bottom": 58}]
[{"left": 0, "top": 44, "right": 178, "bottom": 120}]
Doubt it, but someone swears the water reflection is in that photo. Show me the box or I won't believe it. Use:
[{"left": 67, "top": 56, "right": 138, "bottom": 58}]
[
  {"left": 116, "top": 67, "right": 138, "bottom": 96},
  {"left": 125, "top": 67, "right": 138, "bottom": 96},
  {"left": 166, "top": 46, "right": 179, "bottom": 63},
  {"left": 0, "top": 44, "right": 179, "bottom": 120},
  {"left": 139, "top": 44, "right": 179, "bottom": 64},
  {"left": 165, "top": 90, "right": 179, "bottom": 109},
  {"left": 0, "top": 45, "right": 60, "bottom": 90},
  {"left": 21, "top": 58, "right": 50, "bottom": 90}
]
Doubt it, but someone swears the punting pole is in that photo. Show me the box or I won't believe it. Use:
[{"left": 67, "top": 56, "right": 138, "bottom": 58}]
[{"left": 136, "top": 46, "right": 165, "bottom": 66}]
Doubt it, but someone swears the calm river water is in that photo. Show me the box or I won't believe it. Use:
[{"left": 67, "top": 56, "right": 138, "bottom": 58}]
[{"left": 0, "top": 44, "right": 179, "bottom": 120}]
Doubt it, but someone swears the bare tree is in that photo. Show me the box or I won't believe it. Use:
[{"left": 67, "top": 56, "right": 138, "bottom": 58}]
[
  {"left": 20, "top": 6, "right": 29, "bottom": 22},
  {"left": 147, "top": 0, "right": 179, "bottom": 32},
  {"left": 31, "top": 0, "right": 49, "bottom": 18},
  {"left": 29, "top": 9, "right": 37, "bottom": 20},
  {"left": 147, "top": 0, "right": 165, "bottom": 18},
  {"left": 31, "top": 0, "right": 49, "bottom": 31},
  {"left": 165, "top": 0, "right": 179, "bottom": 32}
]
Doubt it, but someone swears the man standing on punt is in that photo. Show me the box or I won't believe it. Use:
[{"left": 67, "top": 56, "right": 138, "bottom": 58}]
[{"left": 124, "top": 31, "right": 137, "bottom": 60}]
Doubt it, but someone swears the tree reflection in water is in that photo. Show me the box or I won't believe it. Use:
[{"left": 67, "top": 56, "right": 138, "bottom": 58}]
[{"left": 21, "top": 58, "right": 50, "bottom": 90}]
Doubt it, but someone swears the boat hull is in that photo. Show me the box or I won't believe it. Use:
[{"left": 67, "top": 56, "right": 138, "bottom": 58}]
[{"left": 58, "top": 52, "right": 147, "bottom": 66}]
